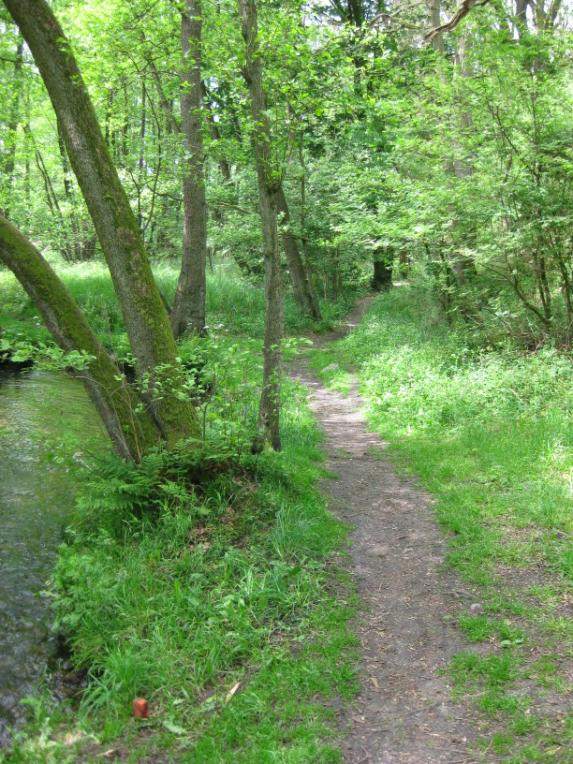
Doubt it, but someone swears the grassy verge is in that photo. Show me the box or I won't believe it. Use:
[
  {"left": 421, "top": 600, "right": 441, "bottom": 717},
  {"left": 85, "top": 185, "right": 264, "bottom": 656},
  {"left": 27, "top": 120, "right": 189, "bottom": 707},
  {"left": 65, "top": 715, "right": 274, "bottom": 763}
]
[
  {"left": 1, "top": 261, "right": 359, "bottom": 763},
  {"left": 314, "top": 286, "right": 573, "bottom": 763},
  {"left": 0, "top": 260, "right": 355, "bottom": 350}
]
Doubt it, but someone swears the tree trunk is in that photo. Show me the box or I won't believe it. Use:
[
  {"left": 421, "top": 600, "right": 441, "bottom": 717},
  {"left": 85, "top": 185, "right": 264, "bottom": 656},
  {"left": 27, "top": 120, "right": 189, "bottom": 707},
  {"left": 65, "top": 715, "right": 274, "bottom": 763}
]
[
  {"left": 429, "top": 0, "right": 444, "bottom": 52},
  {"left": 1, "top": 38, "right": 24, "bottom": 218},
  {"left": 5, "top": 0, "right": 201, "bottom": 445},
  {"left": 451, "top": 32, "right": 477, "bottom": 287},
  {"left": 276, "top": 185, "right": 321, "bottom": 320},
  {"left": 0, "top": 214, "right": 160, "bottom": 461},
  {"left": 202, "top": 84, "right": 233, "bottom": 184},
  {"left": 171, "top": 0, "right": 208, "bottom": 338},
  {"left": 238, "top": 0, "right": 283, "bottom": 451},
  {"left": 372, "top": 256, "right": 393, "bottom": 291}
]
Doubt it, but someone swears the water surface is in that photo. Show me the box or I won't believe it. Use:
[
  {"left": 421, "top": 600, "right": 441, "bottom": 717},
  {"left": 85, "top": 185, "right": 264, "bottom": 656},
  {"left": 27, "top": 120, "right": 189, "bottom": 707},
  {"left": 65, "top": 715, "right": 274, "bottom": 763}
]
[{"left": 0, "top": 369, "right": 103, "bottom": 744}]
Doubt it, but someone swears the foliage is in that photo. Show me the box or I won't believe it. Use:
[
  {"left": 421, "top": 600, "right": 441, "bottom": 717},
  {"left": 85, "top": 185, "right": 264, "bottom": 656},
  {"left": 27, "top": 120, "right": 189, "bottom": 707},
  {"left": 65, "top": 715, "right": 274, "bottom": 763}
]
[{"left": 3, "top": 0, "right": 573, "bottom": 759}]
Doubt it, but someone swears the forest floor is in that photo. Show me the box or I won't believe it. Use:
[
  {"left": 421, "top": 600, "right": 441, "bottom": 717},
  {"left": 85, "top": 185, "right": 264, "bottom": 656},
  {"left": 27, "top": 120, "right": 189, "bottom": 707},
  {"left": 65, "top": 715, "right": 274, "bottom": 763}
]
[
  {"left": 292, "top": 298, "right": 480, "bottom": 763},
  {"left": 4, "top": 275, "right": 573, "bottom": 763}
]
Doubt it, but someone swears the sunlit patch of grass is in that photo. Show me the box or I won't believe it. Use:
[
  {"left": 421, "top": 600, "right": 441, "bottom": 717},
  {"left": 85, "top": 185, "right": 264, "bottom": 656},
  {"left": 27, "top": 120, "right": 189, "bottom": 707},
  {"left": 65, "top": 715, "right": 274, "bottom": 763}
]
[{"left": 1, "top": 259, "right": 357, "bottom": 349}]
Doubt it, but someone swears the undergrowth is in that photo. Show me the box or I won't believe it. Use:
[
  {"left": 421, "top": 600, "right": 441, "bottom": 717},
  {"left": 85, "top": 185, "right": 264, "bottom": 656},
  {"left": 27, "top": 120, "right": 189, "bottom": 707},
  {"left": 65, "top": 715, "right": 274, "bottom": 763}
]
[
  {"left": 0, "top": 260, "right": 355, "bottom": 350},
  {"left": 5, "top": 371, "right": 357, "bottom": 763},
  {"left": 315, "top": 286, "right": 573, "bottom": 763},
  {"left": 0, "top": 261, "right": 359, "bottom": 762}
]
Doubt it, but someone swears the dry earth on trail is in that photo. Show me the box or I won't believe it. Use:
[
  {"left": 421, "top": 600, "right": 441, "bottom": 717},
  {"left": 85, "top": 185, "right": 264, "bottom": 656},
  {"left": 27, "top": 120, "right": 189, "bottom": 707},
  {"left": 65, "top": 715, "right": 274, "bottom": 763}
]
[{"left": 291, "top": 298, "right": 481, "bottom": 764}]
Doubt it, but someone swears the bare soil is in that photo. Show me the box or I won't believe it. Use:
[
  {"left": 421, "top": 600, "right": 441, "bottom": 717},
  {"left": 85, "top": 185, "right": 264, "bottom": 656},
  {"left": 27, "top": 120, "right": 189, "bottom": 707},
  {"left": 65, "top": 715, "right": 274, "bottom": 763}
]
[{"left": 291, "top": 298, "right": 480, "bottom": 764}]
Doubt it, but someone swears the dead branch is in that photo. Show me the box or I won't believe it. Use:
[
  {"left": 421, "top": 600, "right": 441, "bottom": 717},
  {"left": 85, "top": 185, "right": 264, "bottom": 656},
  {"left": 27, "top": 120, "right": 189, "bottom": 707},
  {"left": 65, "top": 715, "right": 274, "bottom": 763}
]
[{"left": 425, "top": 0, "right": 490, "bottom": 41}]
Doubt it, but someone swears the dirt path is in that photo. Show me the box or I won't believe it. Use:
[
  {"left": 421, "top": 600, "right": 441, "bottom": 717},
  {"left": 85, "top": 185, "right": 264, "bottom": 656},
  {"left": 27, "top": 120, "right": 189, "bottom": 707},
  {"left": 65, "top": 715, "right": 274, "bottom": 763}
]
[{"left": 291, "top": 298, "right": 479, "bottom": 764}]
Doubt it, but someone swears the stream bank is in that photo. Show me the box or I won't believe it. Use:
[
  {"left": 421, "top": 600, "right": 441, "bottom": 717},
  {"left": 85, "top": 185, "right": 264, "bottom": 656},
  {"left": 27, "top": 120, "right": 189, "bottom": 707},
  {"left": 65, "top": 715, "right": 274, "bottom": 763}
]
[{"left": 0, "top": 369, "right": 102, "bottom": 746}]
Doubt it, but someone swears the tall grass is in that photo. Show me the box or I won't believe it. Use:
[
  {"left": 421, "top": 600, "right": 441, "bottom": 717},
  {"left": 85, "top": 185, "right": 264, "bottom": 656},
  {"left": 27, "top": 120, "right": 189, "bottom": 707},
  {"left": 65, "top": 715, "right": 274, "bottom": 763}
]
[{"left": 1, "top": 259, "right": 355, "bottom": 346}]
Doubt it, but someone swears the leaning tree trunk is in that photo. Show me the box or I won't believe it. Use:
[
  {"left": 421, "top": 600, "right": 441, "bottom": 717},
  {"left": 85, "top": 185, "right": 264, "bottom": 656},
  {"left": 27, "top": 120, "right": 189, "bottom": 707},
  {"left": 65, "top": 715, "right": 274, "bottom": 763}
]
[
  {"left": 5, "top": 0, "right": 200, "bottom": 445},
  {"left": 238, "top": 0, "right": 283, "bottom": 452},
  {"left": 0, "top": 214, "right": 161, "bottom": 461},
  {"left": 171, "top": 0, "right": 208, "bottom": 338},
  {"left": 276, "top": 185, "right": 321, "bottom": 320}
]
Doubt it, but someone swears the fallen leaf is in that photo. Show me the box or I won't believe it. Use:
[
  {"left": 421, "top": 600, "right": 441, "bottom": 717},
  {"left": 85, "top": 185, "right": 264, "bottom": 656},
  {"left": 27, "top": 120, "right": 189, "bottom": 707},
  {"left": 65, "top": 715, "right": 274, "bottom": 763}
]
[
  {"left": 163, "top": 720, "right": 187, "bottom": 736},
  {"left": 225, "top": 681, "right": 241, "bottom": 703}
]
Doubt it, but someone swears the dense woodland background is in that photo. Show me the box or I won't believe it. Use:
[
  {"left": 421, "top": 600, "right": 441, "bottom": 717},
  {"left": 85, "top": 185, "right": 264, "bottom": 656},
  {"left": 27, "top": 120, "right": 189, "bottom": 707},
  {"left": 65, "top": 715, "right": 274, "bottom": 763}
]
[
  {"left": 2, "top": 1, "right": 573, "bottom": 761},
  {"left": 3, "top": 0, "right": 572, "bottom": 353}
]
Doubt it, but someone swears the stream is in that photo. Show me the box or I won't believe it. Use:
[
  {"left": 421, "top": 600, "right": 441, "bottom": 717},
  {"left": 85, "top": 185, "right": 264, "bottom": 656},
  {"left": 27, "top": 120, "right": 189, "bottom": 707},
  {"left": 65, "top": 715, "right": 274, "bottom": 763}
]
[{"left": 0, "top": 368, "right": 103, "bottom": 745}]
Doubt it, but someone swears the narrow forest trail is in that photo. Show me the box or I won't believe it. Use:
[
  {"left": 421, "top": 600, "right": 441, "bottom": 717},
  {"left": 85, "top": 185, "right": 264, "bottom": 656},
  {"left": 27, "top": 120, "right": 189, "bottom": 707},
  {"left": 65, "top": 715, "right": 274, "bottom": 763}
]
[{"left": 291, "top": 298, "right": 480, "bottom": 764}]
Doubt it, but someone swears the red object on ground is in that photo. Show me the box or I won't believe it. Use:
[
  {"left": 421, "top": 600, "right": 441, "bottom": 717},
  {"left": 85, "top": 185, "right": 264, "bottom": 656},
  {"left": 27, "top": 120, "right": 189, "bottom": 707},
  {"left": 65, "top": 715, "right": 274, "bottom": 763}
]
[{"left": 133, "top": 698, "right": 149, "bottom": 719}]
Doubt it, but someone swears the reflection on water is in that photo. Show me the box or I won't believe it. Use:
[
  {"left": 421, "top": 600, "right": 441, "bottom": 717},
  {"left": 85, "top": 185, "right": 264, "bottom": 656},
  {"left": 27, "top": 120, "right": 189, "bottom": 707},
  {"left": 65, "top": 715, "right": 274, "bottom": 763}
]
[{"left": 0, "top": 369, "right": 103, "bottom": 744}]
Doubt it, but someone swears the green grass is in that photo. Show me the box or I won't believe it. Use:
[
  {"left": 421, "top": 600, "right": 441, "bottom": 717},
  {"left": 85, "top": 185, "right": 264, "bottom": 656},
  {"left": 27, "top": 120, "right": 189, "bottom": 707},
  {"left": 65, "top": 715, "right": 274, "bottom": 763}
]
[
  {"left": 313, "top": 285, "right": 573, "bottom": 762},
  {"left": 1, "top": 260, "right": 360, "bottom": 762},
  {"left": 0, "top": 259, "right": 356, "bottom": 352},
  {"left": 5, "top": 368, "right": 358, "bottom": 763}
]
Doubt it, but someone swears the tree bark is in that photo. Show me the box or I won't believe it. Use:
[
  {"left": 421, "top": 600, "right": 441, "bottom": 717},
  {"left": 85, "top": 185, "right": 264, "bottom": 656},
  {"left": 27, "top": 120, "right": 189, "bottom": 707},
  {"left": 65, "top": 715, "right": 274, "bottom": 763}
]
[
  {"left": 171, "top": 0, "right": 208, "bottom": 338},
  {"left": 0, "top": 213, "right": 160, "bottom": 461},
  {"left": 372, "top": 256, "right": 393, "bottom": 291},
  {"left": 429, "top": 0, "right": 444, "bottom": 52},
  {"left": 276, "top": 185, "right": 322, "bottom": 320},
  {"left": 238, "top": 0, "right": 283, "bottom": 451},
  {"left": 5, "top": 0, "right": 201, "bottom": 445}
]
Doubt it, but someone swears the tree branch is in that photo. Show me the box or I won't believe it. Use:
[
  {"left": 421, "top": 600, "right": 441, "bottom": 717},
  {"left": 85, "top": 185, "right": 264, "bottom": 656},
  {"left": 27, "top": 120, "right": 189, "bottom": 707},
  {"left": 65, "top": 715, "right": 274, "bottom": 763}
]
[{"left": 426, "top": 0, "right": 490, "bottom": 41}]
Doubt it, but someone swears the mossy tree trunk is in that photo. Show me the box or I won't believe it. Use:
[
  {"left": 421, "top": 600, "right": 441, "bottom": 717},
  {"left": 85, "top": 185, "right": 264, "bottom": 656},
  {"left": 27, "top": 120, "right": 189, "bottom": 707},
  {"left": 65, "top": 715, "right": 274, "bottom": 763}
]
[
  {"left": 171, "top": 0, "right": 208, "bottom": 338},
  {"left": 0, "top": 214, "right": 161, "bottom": 461},
  {"left": 5, "top": 0, "right": 201, "bottom": 445},
  {"left": 238, "top": 0, "right": 283, "bottom": 451}
]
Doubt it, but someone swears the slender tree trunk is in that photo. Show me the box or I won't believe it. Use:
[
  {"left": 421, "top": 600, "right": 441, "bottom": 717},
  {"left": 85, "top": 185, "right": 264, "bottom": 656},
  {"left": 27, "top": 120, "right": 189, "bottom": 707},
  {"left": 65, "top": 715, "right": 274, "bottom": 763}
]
[
  {"left": 171, "top": 0, "right": 208, "bottom": 338},
  {"left": 137, "top": 76, "right": 147, "bottom": 229},
  {"left": 0, "top": 214, "right": 160, "bottom": 461},
  {"left": 1, "top": 38, "right": 24, "bottom": 218},
  {"left": 5, "top": 0, "right": 201, "bottom": 445},
  {"left": 57, "top": 120, "right": 95, "bottom": 261},
  {"left": 201, "top": 83, "right": 233, "bottom": 184},
  {"left": 451, "top": 32, "right": 477, "bottom": 287},
  {"left": 429, "top": 0, "right": 444, "bottom": 52},
  {"left": 238, "top": 0, "right": 283, "bottom": 451},
  {"left": 26, "top": 125, "right": 75, "bottom": 262},
  {"left": 276, "top": 185, "right": 321, "bottom": 320},
  {"left": 57, "top": 121, "right": 87, "bottom": 262}
]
